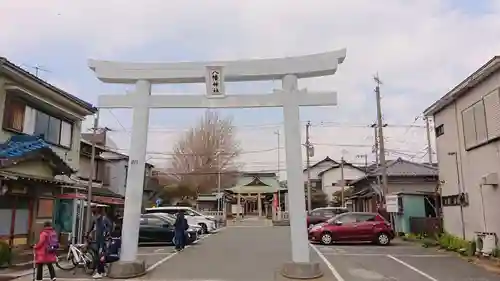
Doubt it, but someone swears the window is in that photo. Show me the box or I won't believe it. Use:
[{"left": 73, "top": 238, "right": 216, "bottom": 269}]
[
  {"left": 355, "top": 214, "right": 376, "bottom": 222},
  {"left": 435, "top": 125, "right": 444, "bottom": 137},
  {"left": 37, "top": 199, "right": 54, "bottom": 218},
  {"left": 337, "top": 214, "right": 357, "bottom": 224},
  {"left": 322, "top": 210, "right": 335, "bottom": 218},
  {"left": 147, "top": 217, "right": 167, "bottom": 226},
  {"left": 462, "top": 91, "right": 500, "bottom": 150},
  {"left": 473, "top": 101, "right": 488, "bottom": 144},
  {"left": 3, "top": 98, "right": 25, "bottom": 132},
  {"left": 310, "top": 210, "right": 323, "bottom": 217},
  {"left": 2, "top": 94, "right": 73, "bottom": 148},
  {"left": 484, "top": 89, "right": 500, "bottom": 139}
]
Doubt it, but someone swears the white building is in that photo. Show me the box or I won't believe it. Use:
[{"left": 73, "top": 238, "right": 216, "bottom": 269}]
[
  {"left": 318, "top": 162, "right": 366, "bottom": 202},
  {"left": 424, "top": 56, "right": 500, "bottom": 240}
]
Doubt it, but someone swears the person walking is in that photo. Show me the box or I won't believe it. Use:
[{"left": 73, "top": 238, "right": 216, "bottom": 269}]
[
  {"left": 86, "top": 207, "right": 112, "bottom": 278},
  {"left": 173, "top": 210, "right": 189, "bottom": 251},
  {"left": 34, "top": 221, "right": 58, "bottom": 281}
]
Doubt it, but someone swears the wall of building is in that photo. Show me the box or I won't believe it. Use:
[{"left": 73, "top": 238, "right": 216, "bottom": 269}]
[
  {"left": 303, "top": 161, "right": 336, "bottom": 182},
  {"left": 387, "top": 179, "right": 436, "bottom": 194},
  {"left": 434, "top": 70, "right": 500, "bottom": 240},
  {"left": 321, "top": 166, "right": 366, "bottom": 201},
  {"left": 0, "top": 77, "right": 83, "bottom": 171},
  {"left": 107, "top": 159, "right": 128, "bottom": 196}
]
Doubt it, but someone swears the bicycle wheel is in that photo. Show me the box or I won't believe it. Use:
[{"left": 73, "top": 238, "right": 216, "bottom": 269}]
[
  {"left": 56, "top": 251, "right": 77, "bottom": 271},
  {"left": 83, "top": 248, "right": 98, "bottom": 275}
]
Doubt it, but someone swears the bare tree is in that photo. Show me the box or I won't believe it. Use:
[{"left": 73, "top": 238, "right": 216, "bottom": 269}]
[{"left": 165, "top": 111, "right": 241, "bottom": 198}]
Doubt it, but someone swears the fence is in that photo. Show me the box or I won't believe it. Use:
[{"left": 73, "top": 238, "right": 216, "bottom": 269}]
[{"left": 409, "top": 217, "right": 443, "bottom": 237}]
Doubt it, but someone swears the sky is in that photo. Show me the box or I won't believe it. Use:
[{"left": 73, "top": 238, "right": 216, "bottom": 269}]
[{"left": 2, "top": 0, "right": 500, "bottom": 179}]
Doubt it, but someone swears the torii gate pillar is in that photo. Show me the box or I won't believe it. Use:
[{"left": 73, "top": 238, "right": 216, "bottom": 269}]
[{"left": 89, "top": 49, "right": 346, "bottom": 279}]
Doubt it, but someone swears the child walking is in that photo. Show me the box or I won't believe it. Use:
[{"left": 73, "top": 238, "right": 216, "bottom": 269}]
[{"left": 34, "top": 221, "right": 58, "bottom": 281}]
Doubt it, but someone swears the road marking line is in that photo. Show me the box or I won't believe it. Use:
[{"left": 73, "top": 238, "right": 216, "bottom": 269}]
[
  {"left": 153, "top": 248, "right": 166, "bottom": 253},
  {"left": 145, "top": 232, "right": 212, "bottom": 272},
  {"left": 137, "top": 252, "right": 172, "bottom": 256},
  {"left": 387, "top": 255, "right": 439, "bottom": 281},
  {"left": 310, "top": 243, "right": 345, "bottom": 281},
  {"left": 322, "top": 253, "right": 448, "bottom": 257}
]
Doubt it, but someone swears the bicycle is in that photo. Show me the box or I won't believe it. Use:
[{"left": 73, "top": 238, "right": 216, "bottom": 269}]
[{"left": 55, "top": 237, "right": 97, "bottom": 275}]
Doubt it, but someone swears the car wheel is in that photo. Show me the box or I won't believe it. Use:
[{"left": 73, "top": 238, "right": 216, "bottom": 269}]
[
  {"left": 377, "top": 232, "right": 390, "bottom": 246},
  {"left": 320, "top": 232, "right": 333, "bottom": 245},
  {"left": 199, "top": 223, "right": 208, "bottom": 234}
]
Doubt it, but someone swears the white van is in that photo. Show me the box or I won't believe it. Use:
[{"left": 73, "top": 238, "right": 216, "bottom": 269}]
[{"left": 144, "top": 206, "right": 217, "bottom": 233}]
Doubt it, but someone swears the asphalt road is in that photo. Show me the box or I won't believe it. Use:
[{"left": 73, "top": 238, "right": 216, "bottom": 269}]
[
  {"left": 313, "top": 241, "right": 500, "bottom": 281},
  {"left": 145, "top": 224, "right": 335, "bottom": 281}
]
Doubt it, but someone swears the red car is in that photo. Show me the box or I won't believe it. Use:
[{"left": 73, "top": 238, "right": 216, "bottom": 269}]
[{"left": 308, "top": 212, "right": 395, "bottom": 245}]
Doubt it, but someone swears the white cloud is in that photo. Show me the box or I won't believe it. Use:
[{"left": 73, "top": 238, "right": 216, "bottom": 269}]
[{"left": 1, "top": 0, "right": 498, "bottom": 177}]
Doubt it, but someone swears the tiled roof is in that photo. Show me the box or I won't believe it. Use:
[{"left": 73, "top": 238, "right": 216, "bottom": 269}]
[
  {"left": 0, "top": 135, "right": 74, "bottom": 175},
  {"left": 371, "top": 158, "right": 438, "bottom": 177}
]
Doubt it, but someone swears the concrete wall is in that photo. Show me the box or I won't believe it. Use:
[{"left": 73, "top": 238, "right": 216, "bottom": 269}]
[{"left": 433, "top": 70, "right": 500, "bottom": 240}]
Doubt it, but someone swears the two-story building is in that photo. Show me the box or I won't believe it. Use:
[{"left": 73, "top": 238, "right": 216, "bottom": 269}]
[
  {"left": 81, "top": 131, "right": 156, "bottom": 202},
  {"left": 318, "top": 160, "right": 367, "bottom": 202},
  {"left": 424, "top": 56, "right": 500, "bottom": 241},
  {"left": 302, "top": 157, "right": 338, "bottom": 190},
  {"left": 0, "top": 57, "right": 96, "bottom": 246}
]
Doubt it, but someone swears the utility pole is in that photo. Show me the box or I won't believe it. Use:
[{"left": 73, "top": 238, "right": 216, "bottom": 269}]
[
  {"left": 374, "top": 74, "right": 389, "bottom": 199},
  {"left": 217, "top": 152, "right": 222, "bottom": 219},
  {"left": 86, "top": 110, "right": 100, "bottom": 232},
  {"left": 274, "top": 130, "right": 281, "bottom": 215},
  {"left": 356, "top": 154, "right": 368, "bottom": 172},
  {"left": 425, "top": 116, "right": 433, "bottom": 164},
  {"left": 371, "top": 124, "right": 379, "bottom": 166},
  {"left": 305, "top": 121, "right": 312, "bottom": 212},
  {"left": 340, "top": 156, "right": 345, "bottom": 206}
]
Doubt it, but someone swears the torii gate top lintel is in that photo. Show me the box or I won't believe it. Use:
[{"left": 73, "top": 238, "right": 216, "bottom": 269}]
[{"left": 88, "top": 49, "right": 346, "bottom": 84}]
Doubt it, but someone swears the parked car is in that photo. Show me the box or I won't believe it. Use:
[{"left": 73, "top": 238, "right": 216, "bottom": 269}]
[
  {"left": 144, "top": 206, "right": 217, "bottom": 234},
  {"left": 147, "top": 213, "right": 204, "bottom": 236},
  {"left": 308, "top": 212, "right": 395, "bottom": 245},
  {"left": 307, "top": 207, "right": 349, "bottom": 228},
  {"left": 139, "top": 214, "right": 198, "bottom": 245}
]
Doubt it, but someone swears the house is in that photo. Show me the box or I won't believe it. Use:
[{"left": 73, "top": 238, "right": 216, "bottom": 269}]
[
  {"left": 424, "top": 56, "right": 500, "bottom": 240},
  {"left": 0, "top": 57, "right": 96, "bottom": 246},
  {"left": 80, "top": 131, "right": 156, "bottom": 199},
  {"left": 348, "top": 158, "right": 439, "bottom": 214},
  {"left": 303, "top": 156, "right": 338, "bottom": 190},
  {"left": 317, "top": 160, "right": 367, "bottom": 202}
]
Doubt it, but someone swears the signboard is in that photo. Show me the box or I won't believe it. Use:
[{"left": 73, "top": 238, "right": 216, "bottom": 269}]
[
  {"left": 385, "top": 195, "right": 399, "bottom": 213},
  {"left": 205, "top": 66, "right": 225, "bottom": 96}
]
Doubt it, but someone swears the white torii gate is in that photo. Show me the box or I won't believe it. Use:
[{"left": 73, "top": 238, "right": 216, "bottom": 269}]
[{"left": 89, "top": 49, "right": 346, "bottom": 278}]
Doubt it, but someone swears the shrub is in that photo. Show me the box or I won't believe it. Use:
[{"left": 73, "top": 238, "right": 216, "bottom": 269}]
[{"left": 0, "top": 241, "right": 12, "bottom": 267}]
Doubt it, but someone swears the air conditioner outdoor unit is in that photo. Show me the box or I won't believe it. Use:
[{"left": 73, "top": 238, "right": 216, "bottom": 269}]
[{"left": 481, "top": 173, "right": 498, "bottom": 186}]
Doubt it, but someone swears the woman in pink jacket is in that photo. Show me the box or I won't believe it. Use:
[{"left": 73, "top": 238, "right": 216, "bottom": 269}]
[{"left": 34, "top": 221, "right": 58, "bottom": 281}]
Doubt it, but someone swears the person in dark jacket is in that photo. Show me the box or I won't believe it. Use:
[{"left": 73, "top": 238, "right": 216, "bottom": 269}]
[
  {"left": 173, "top": 210, "right": 189, "bottom": 251},
  {"left": 87, "top": 207, "right": 112, "bottom": 255}
]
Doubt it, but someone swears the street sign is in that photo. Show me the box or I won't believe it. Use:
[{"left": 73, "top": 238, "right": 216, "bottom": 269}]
[
  {"left": 155, "top": 198, "right": 162, "bottom": 207},
  {"left": 385, "top": 195, "right": 399, "bottom": 213}
]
